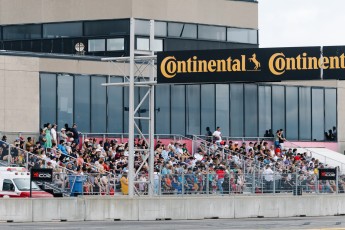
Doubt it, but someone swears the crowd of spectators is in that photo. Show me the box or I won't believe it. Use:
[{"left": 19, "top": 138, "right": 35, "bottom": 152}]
[{"left": 0, "top": 124, "right": 344, "bottom": 196}]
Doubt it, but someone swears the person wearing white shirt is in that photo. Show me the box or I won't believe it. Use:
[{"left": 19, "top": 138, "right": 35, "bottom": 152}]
[
  {"left": 263, "top": 165, "right": 274, "bottom": 192},
  {"left": 51, "top": 124, "right": 57, "bottom": 144},
  {"left": 212, "top": 127, "right": 222, "bottom": 146}
]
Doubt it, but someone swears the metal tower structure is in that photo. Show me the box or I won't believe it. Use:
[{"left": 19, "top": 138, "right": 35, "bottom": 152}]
[{"left": 102, "top": 18, "right": 157, "bottom": 197}]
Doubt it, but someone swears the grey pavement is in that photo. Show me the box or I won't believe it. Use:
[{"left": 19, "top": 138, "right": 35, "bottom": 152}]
[{"left": 0, "top": 216, "right": 345, "bottom": 230}]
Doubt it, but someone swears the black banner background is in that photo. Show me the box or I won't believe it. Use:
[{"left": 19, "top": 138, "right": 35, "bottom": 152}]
[
  {"left": 318, "top": 168, "right": 337, "bottom": 180},
  {"left": 30, "top": 168, "right": 53, "bottom": 182},
  {"left": 323, "top": 46, "right": 345, "bottom": 80},
  {"left": 157, "top": 47, "right": 321, "bottom": 84}
]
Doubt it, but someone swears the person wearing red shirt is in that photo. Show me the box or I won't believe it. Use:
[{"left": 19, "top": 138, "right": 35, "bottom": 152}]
[{"left": 216, "top": 166, "right": 226, "bottom": 194}]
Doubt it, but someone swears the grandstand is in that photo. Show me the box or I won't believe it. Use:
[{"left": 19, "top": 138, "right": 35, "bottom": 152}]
[{"left": 0, "top": 128, "right": 344, "bottom": 197}]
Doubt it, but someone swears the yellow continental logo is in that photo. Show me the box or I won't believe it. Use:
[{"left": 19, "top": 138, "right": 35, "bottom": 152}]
[
  {"left": 160, "top": 55, "right": 248, "bottom": 79},
  {"left": 268, "top": 52, "right": 345, "bottom": 75}
]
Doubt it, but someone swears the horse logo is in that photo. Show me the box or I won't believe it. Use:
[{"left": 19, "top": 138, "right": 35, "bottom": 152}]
[{"left": 248, "top": 53, "right": 261, "bottom": 70}]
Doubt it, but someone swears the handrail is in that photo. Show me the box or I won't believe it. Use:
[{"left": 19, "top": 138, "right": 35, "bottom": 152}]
[{"left": 285, "top": 140, "right": 345, "bottom": 168}]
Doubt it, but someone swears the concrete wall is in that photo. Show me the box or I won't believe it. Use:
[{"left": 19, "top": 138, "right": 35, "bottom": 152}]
[
  {"left": 0, "top": 56, "right": 40, "bottom": 133},
  {"left": 0, "top": 195, "right": 345, "bottom": 222},
  {"left": 0, "top": 0, "right": 257, "bottom": 28}
]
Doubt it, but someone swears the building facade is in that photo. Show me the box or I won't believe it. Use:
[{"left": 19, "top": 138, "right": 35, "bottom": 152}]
[{"left": 0, "top": 0, "right": 344, "bottom": 151}]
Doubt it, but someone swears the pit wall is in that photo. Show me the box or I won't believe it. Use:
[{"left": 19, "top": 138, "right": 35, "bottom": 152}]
[{"left": 1, "top": 195, "right": 345, "bottom": 222}]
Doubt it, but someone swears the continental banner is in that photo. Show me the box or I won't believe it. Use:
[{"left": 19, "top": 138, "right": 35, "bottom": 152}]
[
  {"left": 323, "top": 46, "right": 345, "bottom": 80},
  {"left": 158, "top": 47, "right": 325, "bottom": 83}
]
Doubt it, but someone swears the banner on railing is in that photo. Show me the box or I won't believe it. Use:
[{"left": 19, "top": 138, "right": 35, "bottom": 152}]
[
  {"left": 31, "top": 168, "right": 53, "bottom": 182},
  {"left": 318, "top": 168, "right": 337, "bottom": 180}
]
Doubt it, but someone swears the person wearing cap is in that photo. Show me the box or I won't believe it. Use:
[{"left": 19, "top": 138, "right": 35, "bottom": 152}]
[{"left": 60, "top": 128, "right": 68, "bottom": 143}]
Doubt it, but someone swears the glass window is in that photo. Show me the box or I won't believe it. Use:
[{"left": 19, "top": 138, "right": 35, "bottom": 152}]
[
  {"left": 137, "top": 83, "right": 150, "bottom": 135},
  {"left": 299, "top": 87, "right": 311, "bottom": 140},
  {"left": 186, "top": 85, "right": 200, "bottom": 135},
  {"left": 198, "top": 25, "right": 226, "bottom": 41},
  {"left": 155, "top": 21, "right": 167, "bottom": 37},
  {"left": 88, "top": 39, "right": 105, "bottom": 52},
  {"left": 40, "top": 73, "right": 57, "bottom": 127},
  {"left": 325, "top": 89, "right": 337, "bottom": 141},
  {"left": 135, "top": 19, "right": 150, "bottom": 36},
  {"left": 3, "top": 24, "right": 41, "bottom": 40},
  {"left": 171, "top": 85, "right": 185, "bottom": 135},
  {"left": 227, "top": 28, "right": 257, "bottom": 44},
  {"left": 285, "top": 87, "right": 298, "bottom": 140},
  {"left": 137, "top": 37, "right": 149, "bottom": 50},
  {"left": 107, "top": 77, "right": 123, "bottom": 133},
  {"left": 216, "top": 84, "right": 229, "bottom": 136},
  {"left": 152, "top": 39, "right": 163, "bottom": 52},
  {"left": 258, "top": 86, "right": 272, "bottom": 137},
  {"left": 84, "top": 19, "right": 130, "bottom": 36},
  {"left": 91, "top": 76, "right": 107, "bottom": 133},
  {"left": 43, "top": 22, "right": 82, "bottom": 38},
  {"left": 201, "top": 85, "right": 215, "bottom": 134},
  {"left": 244, "top": 84, "right": 258, "bottom": 137},
  {"left": 57, "top": 74, "right": 73, "bottom": 129},
  {"left": 155, "top": 85, "right": 170, "bottom": 134},
  {"left": 272, "top": 86, "right": 285, "bottom": 134},
  {"left": 168, "top": 22, "right": 197, "bottom": 39},
  {"left": 230, "top": 84, "right": 244, "bottom": 137},
  {"left": 312, "top": 88, "right": 325, "bottom": 141},
  {"left": 74, "top": 75, "right": 90, "bottom": 133},
  {"left": 107, "top": 38, "right": 125, "bottom": 51}
]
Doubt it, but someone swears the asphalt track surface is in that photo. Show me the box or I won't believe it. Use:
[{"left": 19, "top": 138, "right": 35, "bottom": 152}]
[{"left": 1, "top": 216, "right": 345, "bottom": 230}]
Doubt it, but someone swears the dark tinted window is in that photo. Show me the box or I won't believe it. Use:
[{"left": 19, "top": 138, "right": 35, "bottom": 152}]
[
  {"left": 258, "top": 86, "right": 271, "bottom": 137},
  {"left": 168, "top": 22, "right": 197, "bottom": 39},
  {"left": 186, "top": 85, "right": 200, "bottom": 135},
  {"left": 57, "top": 74, "right": 74, "bottom": 128},
  {"left": 84, "top": 20, "right": 129, "bottom": 36},
  {"left": 40, "top": 73, "right": 57, "bottom": 127},
  {"left": 155, "top": 21, "right": 167, "bottom": 37},
  {"left": 244, "top": 84, "right": 258, "bottom": 137},
  {"left": 201, "top": 84, "right": 215, "bottom": 133},
  {"left": 107, "top": 77, "right": 123, "bottom": 133},
  {"left": 3, "top": 24, "right": 41, "bottom": 40},
  {"left": 43, "top": 22, "right": 82, "bottom": 38},
  {"left": 325, "top": 89, "right": 337, "bottom": 140},
  {"left": 216, "top": 84, "right": 230, "bottom": 136},
  {"left": 155, "top": 85, "right": 171, "bottom": 134},
  {"left": 312, "top": 88, "right": 324, "bottom": 141},
  {"left": 285, "top": 87, "right": 298, "bottom": 140},
  {"left": 91, "top": 76, "right": 107, "bottom": 132},
  {"left": 198, "top": 25, "right": 226, "bottom": 41},
  {"left": 74, "top": 75, "right": 91, "bottom": 133},
  {"left": 230, "top": 84, "right": 244, "bottom": 137},
  {"left": 272, "top": 86, "right": 285, "bottom": 133},
  {"left": 171, "top": 85, "right": 185, "bottom": 135},
  {"left": 299, "top": 87, "right": 311, "bottom": 140}
]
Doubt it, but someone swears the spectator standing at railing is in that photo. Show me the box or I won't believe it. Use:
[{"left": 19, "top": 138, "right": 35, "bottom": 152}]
[
  {"left": 70, "top": 123, "right": 80, "bottom": 145},
  {"left": 205, "top": 127, "right": 213, "bottom": 143},
  {"left": 44, "top": 123, "right": 53, "bottom": 148},
  {"left": 212, "top": 127, "right": 222, "bottom": 146},
  {"left": 120, "top": 173, "right": 129, "bottom": 195},
  {"left": 51, "top": 124, "right": 58, "bottom": 144},
  {"left": 60, "top": 128, "right": 68, "bottom": 143}
]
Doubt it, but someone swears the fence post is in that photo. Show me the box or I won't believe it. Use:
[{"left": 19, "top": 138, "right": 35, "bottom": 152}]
[
  {"left": 273, "top": 166, "right": 276, "bottom": 195},
  {"left": 25, "top": 151, "right": 29, "bottom": 169},
  {"left": 158, "top": 174, "right": 162, "bottom": 196},
  {"left": 295, "top": 172, "right": 298, "bottom": 195},
  {"left": 336, "top": 167, "right": 339, "bottom": 194},
  {"left": 8, "top": 144, "right": 11, "bottom": 165},
  {"left": 206, "top": 171, "right": 209, "bottom": 195},
  {"left": 252, "top": 167, "right": 255, "bottom": 194},
  {"left": 181, "top": 172, "right": 185, "bottom": 196}
]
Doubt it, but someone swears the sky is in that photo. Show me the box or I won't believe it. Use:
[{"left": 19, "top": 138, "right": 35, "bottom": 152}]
[{"left": 259, "top": 0, "right": 345, "bottom": 48}]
